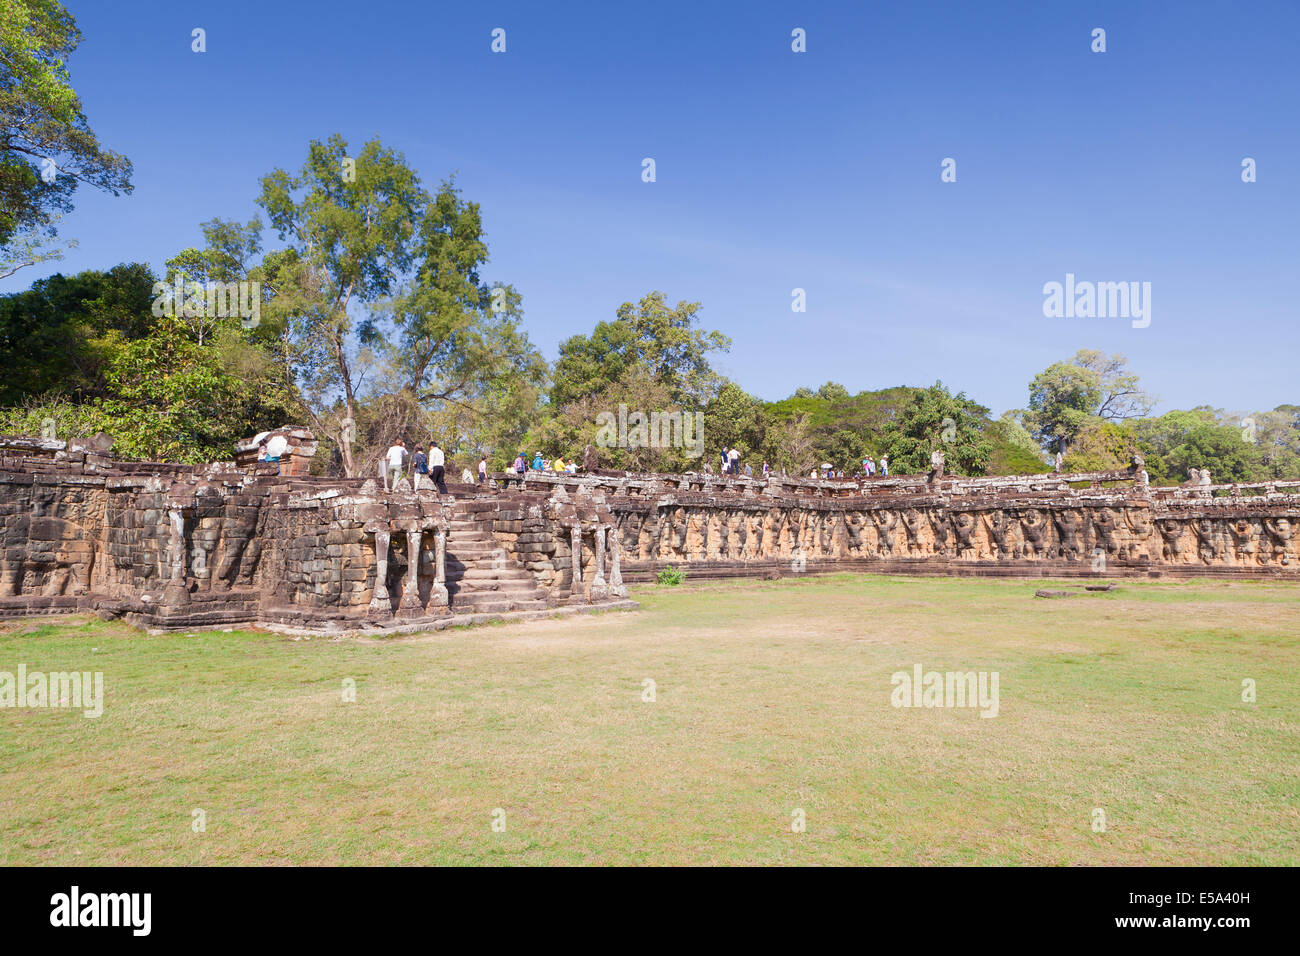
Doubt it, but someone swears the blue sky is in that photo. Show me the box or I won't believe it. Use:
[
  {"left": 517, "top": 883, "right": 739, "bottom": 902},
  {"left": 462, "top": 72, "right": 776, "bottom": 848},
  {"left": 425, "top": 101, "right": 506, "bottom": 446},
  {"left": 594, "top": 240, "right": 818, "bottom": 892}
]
[{"left": 10, "top": 0, "right": 1299, "bottom": 417}]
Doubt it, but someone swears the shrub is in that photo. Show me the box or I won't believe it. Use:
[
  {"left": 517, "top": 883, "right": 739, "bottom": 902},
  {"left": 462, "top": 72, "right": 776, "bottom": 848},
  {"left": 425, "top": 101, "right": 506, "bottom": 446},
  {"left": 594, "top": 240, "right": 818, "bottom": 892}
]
[{"left": 656, "top": 565, "right": 685, "bottom": 587}]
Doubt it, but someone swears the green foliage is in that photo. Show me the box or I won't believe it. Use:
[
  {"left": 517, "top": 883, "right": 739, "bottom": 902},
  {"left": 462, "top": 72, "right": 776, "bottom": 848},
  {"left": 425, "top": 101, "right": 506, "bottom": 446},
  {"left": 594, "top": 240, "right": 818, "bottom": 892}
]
[
  {"left": 1061, "top": 420, "right": 1136, "bottom": 472},
  {"left": 986, "top": 419, "right": 1052, "bottom": 475},
  {"left": 704, "top": 381, "right": 767, "bottom": 462},
  {"left": 0, "top": 263, "right": 156, "bottom": 403},
  {"left": 0, "top": 0, "right": 132, "bottom": 249},
  {"left": 0, "top": 259, "right": 294, "bottom": 462},
  {"left": 551, "top": 291, "right": 730, "bottom": 408},
  {"left": 1022, "top": 350, "right": 1154, "bottom": 455},
  {"left": 879, "top": 382, "right": 994, "bottom": 476},
  {"left": 656, "top": 565, "right": 685, "bottom": 586},
  {"left": 1133, "top": 410, "right": 1267, "bottom": 485}
]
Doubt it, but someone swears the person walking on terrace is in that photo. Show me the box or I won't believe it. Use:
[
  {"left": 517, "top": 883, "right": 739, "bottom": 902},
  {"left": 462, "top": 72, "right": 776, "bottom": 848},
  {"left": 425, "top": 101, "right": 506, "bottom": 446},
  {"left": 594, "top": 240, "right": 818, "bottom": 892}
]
[
  {"left": 879, "top": 454, "right": 889, "bottom": 476},
  {"left": 412, "top": 445, "right": 428, "bottom": 491},
  {"left": 429, "top": 440, "right": 447, "bottom": 493},
  {"left": 478, "top": 457, "right": 488, "bottom": 483},
  {"left": 728, "top": 446, "right": 740, "bottom": 476},
  {"left": 384, "top": 439, "right": 407, "bottom": 492}
]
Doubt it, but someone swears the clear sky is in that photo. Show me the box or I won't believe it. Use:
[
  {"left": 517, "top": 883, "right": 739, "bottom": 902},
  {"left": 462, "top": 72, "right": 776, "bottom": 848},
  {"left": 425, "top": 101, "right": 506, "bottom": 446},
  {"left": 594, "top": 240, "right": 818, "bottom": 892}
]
[{"left": 10, "top": 0, "right": 1299, "bottom": 418}]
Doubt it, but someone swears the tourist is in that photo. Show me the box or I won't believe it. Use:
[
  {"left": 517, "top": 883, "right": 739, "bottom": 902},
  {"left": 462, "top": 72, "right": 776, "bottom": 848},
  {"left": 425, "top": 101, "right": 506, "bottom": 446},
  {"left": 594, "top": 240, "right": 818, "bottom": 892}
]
[
  {"left": 532, "top": 452, "right": 544, "bottom": 471},
  {"left": 720, "top": 447, "right": 729, "bottom": 475},
  {"left": 429, "top": 440, "right": 447, "bottom": 493},
  {"left": 762, "top": 461, "right": 770, "bottom": 478},
  {"left": 412, "top": 444, "right": 428, "bottom": 491},
  {"left": 513, "top": 452, "right": 526, "bottom": 475},
  {"left": 566, "top": 460, "right": 578, "bottom": 474},
  {"left": 728, "top": 446, "right": 740, "bottom": 476},
  {"left": 553, "top": 455, "right": 566, "bottom": 473},
  {"left": 384, "top": 439, "right": 407, "bottom": 491},
  {"left": 478, "top": 457, "right": 488, "bottom": 483},
  {"left": 744, "top": 463, "right": 752, "bottom": 477},
  {"left": 880, "top": 455, "right": 889, "bottom": 476}
]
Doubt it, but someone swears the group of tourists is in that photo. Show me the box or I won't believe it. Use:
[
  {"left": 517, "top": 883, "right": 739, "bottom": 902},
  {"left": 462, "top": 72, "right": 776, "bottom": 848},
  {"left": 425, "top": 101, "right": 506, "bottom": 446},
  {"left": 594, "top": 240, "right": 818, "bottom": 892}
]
[
  {"left": 383, "top": 439, "right": 491, "bottom": 493},
  {"left": 512, "top": 452, "right": 579, "bottom": 475},
  {"left": 377, "top": 438, "right": 894, "bottom": 493},
  {"left": 706, "top": 446, "right": 892, "bottom": 482},
  {"left": 814, "top": 456, "right": 888, "bottom": 479}
]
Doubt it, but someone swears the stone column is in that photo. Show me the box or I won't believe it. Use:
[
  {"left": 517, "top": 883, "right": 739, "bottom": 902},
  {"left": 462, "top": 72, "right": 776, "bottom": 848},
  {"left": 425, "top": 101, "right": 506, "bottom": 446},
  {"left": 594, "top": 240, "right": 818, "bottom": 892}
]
[
  {"left": 397, "top": 529, "right": 423, "bottom": 617},
  {"left": 369, "top": 529, "right": 391, "bottom": 613},
  {"left": 162, "top": 504, "right": 190, "bottom": 607},
  {"left": 608, "top": 525, "right": 627, "bottom": 597},
  {"left": 429, "top": 528, "right": 449, "bottom": 609},
  {"left": 590, "top": 525, "right": 608, "bottom": 599},
  {"left": 569, "top": 525, "right": 584, "bottom": 601}
]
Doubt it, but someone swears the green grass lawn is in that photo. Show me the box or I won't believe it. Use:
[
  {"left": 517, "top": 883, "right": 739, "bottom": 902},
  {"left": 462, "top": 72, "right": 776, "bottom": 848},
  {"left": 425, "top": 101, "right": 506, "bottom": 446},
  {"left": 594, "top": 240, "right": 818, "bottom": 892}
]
[{"left": 1, "top": 574, "right": 1296, "bottom": 865}]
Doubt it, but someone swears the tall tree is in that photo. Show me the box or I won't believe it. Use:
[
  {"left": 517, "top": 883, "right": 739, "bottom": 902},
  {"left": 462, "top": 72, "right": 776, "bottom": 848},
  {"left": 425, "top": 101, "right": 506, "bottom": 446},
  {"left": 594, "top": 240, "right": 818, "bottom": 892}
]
[
  {"left": 258, "top": 135, "right": 424, "bottom": 475},
  {"left": 551, "top": 291, "right": 731, "bottom": 408},
  {"left": 880, "top": 382, "right": 994, "bottom": 476},
  {"left": 0, "top": 0, "right": 132, "bottom": 250},
  {"left": 374, "top": 179, "right": 547, "bottom": 424},
  {"left": 1022, "top": 350, "right": 1154, "bottom": 455}
]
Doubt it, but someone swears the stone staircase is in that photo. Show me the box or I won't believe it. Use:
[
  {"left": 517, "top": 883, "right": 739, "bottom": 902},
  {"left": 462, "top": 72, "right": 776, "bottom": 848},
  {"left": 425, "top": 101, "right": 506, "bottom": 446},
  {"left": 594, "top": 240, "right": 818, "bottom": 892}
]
[{"left": 445, "top": 512, "right": 549, "bottom": 614}]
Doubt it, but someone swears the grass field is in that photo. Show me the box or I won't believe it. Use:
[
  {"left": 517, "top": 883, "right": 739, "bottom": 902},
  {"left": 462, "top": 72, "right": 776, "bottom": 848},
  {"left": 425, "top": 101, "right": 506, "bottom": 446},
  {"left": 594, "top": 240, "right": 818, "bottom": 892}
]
[{"left": 1, "top": 574, "right": 1296, "bottom": 865}]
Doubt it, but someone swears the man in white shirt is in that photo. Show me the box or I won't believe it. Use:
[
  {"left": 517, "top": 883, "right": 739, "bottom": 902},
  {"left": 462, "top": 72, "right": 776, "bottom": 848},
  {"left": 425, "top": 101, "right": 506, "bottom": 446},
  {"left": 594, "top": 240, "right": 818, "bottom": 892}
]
[
  {"left": 384, "top": 440, "right": 407, "bottom": 491},
  {"left": 428, "top": 441, "right": 447, "bottom": 493}
]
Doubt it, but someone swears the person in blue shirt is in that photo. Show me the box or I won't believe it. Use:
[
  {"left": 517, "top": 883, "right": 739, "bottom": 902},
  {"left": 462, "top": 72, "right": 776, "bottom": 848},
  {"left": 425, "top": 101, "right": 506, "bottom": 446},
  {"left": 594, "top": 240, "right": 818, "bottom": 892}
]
[
  {"left": 532, "top": 452, "right": 544, "bottom": 471},
  {"left": 412, "top": 446, "right": 428, "bottom": 491}
]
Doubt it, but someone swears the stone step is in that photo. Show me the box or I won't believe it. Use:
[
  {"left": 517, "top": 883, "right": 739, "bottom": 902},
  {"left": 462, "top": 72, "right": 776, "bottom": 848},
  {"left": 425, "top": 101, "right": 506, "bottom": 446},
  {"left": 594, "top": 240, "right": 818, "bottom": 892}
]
[
  {"left": 445, "top": 575, "right": 546, "bottom": 593},
  {"left": 448, "top": 563, "right": 524, "bottom": 576},
  {"left": 449, "top": 596, "right": 548, "bottom": 613},
  {"left": 453, "top": 567, "right": 539, "bottom": 583},
  {"left": 446, "top": 540, "right": 501, "bottom": 552}
]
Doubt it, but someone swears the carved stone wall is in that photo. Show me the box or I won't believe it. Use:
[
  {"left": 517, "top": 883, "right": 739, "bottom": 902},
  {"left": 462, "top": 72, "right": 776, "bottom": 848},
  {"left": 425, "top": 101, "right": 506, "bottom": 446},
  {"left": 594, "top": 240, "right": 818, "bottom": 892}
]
[{"left": 1, "top": 434, "right": 1296, "bottom": 633}]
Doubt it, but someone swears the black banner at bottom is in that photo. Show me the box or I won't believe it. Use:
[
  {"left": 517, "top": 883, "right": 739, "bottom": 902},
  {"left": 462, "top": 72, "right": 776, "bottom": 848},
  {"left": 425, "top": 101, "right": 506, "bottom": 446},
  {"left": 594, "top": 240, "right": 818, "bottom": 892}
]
[{"left": 0, "top": 865, "right": 1283, "bottom": 943}]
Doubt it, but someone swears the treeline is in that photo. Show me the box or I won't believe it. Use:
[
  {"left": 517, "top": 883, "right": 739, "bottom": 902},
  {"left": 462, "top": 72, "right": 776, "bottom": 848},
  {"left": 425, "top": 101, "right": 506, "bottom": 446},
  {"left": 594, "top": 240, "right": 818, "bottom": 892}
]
[{"left": 4, "top": 239, "right": 1297, "bottom": 485}]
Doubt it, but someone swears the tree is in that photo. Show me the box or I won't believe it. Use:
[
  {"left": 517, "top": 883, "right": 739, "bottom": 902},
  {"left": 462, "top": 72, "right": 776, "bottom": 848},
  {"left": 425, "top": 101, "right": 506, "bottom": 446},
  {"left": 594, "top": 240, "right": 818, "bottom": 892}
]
[
  {"left": 258, "top": 135, "right": 424, "bottom": 475},
  {"left": 703, "top": 381, "right": 767, "bottom": 462},
  {"left": 815, "top": 381, "right": 850, "bottom": 402},
  {"left": 880, "top": 382, "right": 993, "bottom": 476},
  {"left": 162, "top": 217, "right": 264, "bottom": 345},
  {"left": 551, "top": 291, "right": 731, "bottom": 408},
  {"left": 0, "top": 269, "right": 293, "bottom": 460},
  {"left": 0, "top": 262, "right": 155, "bottom": 403},
  {"left": 0, "top": 215, "right": 76, "bottom": 280},
  {"left": 373, "top": 178, "right": 548, "bottom": 442},
  {"left": 1023, "top": 350, "right": 1154, "bottom": 455},
  {"left": 0, "top": 0, "right": 132, "bottom": 247},
  {"left": 1062, "top": 420, "right": 1136, "bottom": 472}
]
